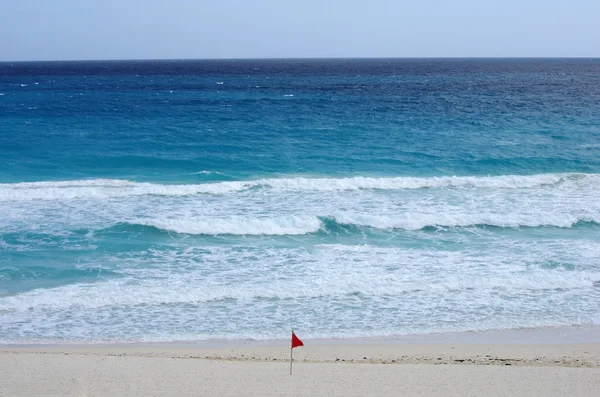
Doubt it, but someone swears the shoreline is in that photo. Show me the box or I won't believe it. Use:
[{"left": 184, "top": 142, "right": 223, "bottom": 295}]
[{"left": 3, "top": 324, "right": 600, "bottom": 348}]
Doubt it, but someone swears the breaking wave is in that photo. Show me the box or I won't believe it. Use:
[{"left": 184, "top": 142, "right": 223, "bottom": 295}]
[
  {"left": 110, "top": 215, "right": 600, "bottom": 236},
  {"left": 128, "top": 216, "right": 322, "bottom": 236},
  {"left": 1, "top": 173, "right": 597, "bottom": 201}
]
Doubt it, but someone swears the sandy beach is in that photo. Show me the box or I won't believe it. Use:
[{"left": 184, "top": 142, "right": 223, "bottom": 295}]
[{"left": 2, "top": 341, "right": 599, "bottom": 396}]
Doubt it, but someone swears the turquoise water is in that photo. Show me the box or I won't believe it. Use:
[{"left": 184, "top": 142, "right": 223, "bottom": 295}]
[{"left": 1, "top": 59, "right": 600, "bottom": 343}]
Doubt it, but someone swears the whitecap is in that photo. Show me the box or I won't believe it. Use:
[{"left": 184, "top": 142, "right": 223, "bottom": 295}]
[
  {"left": 0, "top": 173, "right": 598, "bottom": 201},
  {"left": 132, "top": 215, "right": 322, "bottom": 235}
]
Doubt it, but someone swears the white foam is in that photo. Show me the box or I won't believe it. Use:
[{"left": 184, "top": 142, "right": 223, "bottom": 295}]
[
  {"left": 0, "top": 179, "right": 246, "bottom": 200},
  {"left": 2, "top": 240, "right": 600, "bottom": 342},
  {"left": 1, "top": 173, "right": 599, "bottom": 236},
  {"left": 2, "top": 254, "right": 598, "bottom": 311},
  {"left": 134, "top": 215, "right": 322, "bottom": 235},
  {"left": 187, "top": 170, "right": 224, "bottom": 175},
  {"left": 0, "top": 173, "right": 597, "bottom": 201},
  {"left": 119, "top": 210, "right": 600, "bottom": 236},
  {"left": 263, "top": 173, "right": 587, "bottom": 191},
  {"left": 333, "top": 213, "right": 600, "bottom": 230}
]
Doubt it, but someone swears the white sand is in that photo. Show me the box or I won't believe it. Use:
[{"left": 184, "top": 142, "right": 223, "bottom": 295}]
[{"left": 1, "top": 343, "right": 599, "bottom": 396}]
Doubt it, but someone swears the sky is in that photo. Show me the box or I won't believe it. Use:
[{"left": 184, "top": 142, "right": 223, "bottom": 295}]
[{"left": 1, "top": 0, "right": 599, "bottom": 61}]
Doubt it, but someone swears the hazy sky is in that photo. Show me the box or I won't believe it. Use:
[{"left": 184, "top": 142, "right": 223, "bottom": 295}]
[{"left": 1, "top": 0, "right": 599, "bottom": 61}]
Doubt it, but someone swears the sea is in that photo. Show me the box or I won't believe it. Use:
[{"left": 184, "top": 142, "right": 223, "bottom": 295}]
[{"left": 1, "top": 59, "right": 599, "bottom": 344}]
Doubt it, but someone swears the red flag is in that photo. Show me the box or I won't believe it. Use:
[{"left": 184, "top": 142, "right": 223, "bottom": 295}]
[{"left": 291, "top": 331, "right": 304, "bottom": 348}]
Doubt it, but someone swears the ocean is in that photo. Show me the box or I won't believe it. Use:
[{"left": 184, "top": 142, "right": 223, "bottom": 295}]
[{"left": 1, "top": 58, "right": 599, "bottom": 344}]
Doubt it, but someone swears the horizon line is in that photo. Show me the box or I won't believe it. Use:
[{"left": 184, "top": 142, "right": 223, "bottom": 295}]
[{"left": 1, "top": 56, "right": 600, "bottom": 64}]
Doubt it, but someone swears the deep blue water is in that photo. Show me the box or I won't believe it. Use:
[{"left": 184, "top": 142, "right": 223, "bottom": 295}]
[{"left": 1, "top": 59, "right": 599, "bottom": 343}]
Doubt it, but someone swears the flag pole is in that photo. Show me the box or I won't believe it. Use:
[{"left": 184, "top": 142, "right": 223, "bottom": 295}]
[{"left": 290, "top": 330, "right": 303, "bottom": 375}]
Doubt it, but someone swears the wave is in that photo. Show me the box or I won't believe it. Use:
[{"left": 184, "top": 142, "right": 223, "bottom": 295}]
[
  {"left": 103, "top": 214, "right": 600, "bottom": 236},
  {"left": 0, "top": 173, "right": 598, "bottom": 201},
  {"left": 3, "top": 266, "right": 599, "bottom": 311},
  {"left": 330, "top": 214, "right": 600, "bottom": 231},
  {"left": 128, "top": 216, "right": 322, "bottom": 236}
]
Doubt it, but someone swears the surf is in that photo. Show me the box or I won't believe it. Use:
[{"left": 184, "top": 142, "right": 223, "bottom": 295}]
[{"left": 0, "top": 173, "right": 598, "bottom": 201}]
